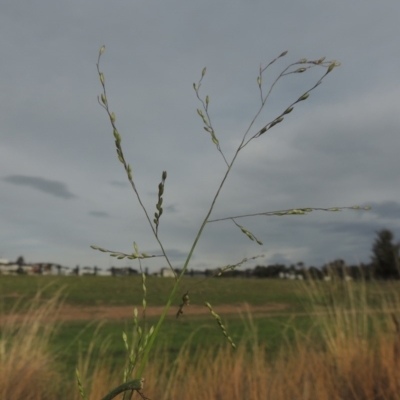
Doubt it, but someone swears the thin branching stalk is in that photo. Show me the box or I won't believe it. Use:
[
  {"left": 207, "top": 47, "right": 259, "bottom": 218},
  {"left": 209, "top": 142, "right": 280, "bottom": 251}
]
[
  {"left": 136, "top": 53, "right": 338, "bottom": 376},
  {"left": 96, "top": 46, "right": 177, "bottom": 280},
  {"left": 207, "top": 206, "right": 371, "bottom": 223},
  {"left": 193, "top": 70, "right": 229, "bottom": 166},
  {"left": 93, "top": 46, "right": 370, "bottom": 400}
]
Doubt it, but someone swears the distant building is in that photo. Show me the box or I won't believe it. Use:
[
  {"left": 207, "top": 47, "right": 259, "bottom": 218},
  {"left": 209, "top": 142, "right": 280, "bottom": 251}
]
[
  {"left": 0, "top": 259, "right": 67, "bottom": 275},
  {"left": 0, "top": 259, "right": 12, "bottom": 275},
  {"left": 279, "top": 272, "right": 304, "bottom": 280},
  {"left": 109, "top": 266, "right": 138, "bottom": 276},
  {"left": 153, "top": 267, "right": 175, "bottom": 278},
  {"left": 0, "top": 259, "right": 31, "bottom": 275}
]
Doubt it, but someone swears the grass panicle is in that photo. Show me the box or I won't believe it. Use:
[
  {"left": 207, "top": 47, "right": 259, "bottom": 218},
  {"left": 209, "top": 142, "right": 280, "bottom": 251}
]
[
  {"left": 176, "top": 290, "right": 190, "bottom": 318},
  {"left": 90, "top": 245, "right": 158, "bottom": 260},
  {"left": 153, "top": 171, "right": 168, "bottom": 237},
  {"left": 215, "top": 255, "right": 265, "bottom": 277},
  {"left": 90, "top": 45, "right": 369, "bottom": 398},
  {"left": 208, "top": 205, "right": 371, "bottom": 223}
]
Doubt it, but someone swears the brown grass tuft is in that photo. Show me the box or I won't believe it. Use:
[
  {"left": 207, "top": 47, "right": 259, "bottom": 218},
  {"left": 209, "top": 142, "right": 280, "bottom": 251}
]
[{"left": 0, "top": 290, "right": 65, "bottom": 400}]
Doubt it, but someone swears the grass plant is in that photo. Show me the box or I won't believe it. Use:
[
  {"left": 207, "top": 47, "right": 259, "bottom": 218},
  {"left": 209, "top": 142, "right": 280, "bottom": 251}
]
[
  {"left": 0, "top": 290, "right": 64, "bottom": 400},
  {"left": 86, "top": 46, "right": 373, "bottom": 398},
  {"left": 0, "top": 46, "right": 374, "bottom": 398},
  {"left": 87, "top": 276, "right": 400, "bottom": 400}
]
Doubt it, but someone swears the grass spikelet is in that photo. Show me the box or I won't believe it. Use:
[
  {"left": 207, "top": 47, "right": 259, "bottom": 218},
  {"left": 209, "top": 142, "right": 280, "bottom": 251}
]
[
  {"left": 216, "top": 255, "right": 264, "bottom": 277},
  {"left": 90, "top": 245, "right": 159, "bottom": 260},
  {"left": 75, "top": 368, "right": 89, "bottom": 400},
  {"left": 176, "top": 291, "right": 190, "bottom": 318},
  {"left": 140, "top": 262, "right": 147, "bottom": 315},
  {"left": 232, "top": 219, "right": 263, "bottom": 245},
  {"left": 204, "top": 302, "right": 236, "bottom": 349},
  {"left": 153, "top": 171, "right": 167, "bottom": 235}
]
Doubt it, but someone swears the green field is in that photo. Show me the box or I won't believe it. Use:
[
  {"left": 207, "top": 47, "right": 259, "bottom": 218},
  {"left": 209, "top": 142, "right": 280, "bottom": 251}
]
[
  {"left": 0, "top": 276, "right": 314, "bottom": 371},
  {"left": 1, "top": 275, "right": 397, "bottom": 375},
  {"left": 0, "top": 275, "right": 308, "bottom": 308},
  {"left": 2, "top": 275, "right": 400, "bottom": 399}
]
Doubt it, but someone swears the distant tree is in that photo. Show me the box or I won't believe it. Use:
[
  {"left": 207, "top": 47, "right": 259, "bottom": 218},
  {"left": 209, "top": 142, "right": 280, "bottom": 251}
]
[
  {"left": 16, "top": 256, "right": 25, "bottom": 266},
  {"left": 245, "top": 268, "right": 253, "bottom": 278},
  {"left": 253, "top": 265, "right": 268, "bottom": 278},
  {"left": 253, "top": 264, "right": 286, "bottom": 278},
  {"left": 371, "top": 229, "right": 400, "bottom": 279},
  {"left": 346, "top": 263, "right": 374, "bottom": 281},
  {"left": 16, "top": 255, "right": 25, "bottom": 274},
  {"left": 323, "top": 259, "right": 346, "bottom": 278},
  {"left": 308, "top": 266, "right": 323, "bottom": 280}
]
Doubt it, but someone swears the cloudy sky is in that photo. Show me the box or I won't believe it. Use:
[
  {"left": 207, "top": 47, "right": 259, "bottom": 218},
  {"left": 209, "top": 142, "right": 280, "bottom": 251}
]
[{"left": 1, "top": 0, "right": 399, "bottom": 273}]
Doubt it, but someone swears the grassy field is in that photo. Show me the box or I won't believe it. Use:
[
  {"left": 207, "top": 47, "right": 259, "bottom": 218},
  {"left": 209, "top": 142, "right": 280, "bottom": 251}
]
[
  {"left": 0, "top": 275, "right": 308, "bottom": 309},
  {"left": 0, "top": 276, "right": 313, "bottom": 371},
  {"left": 2, "top": 275, "right": 400, "bottom": 399}
]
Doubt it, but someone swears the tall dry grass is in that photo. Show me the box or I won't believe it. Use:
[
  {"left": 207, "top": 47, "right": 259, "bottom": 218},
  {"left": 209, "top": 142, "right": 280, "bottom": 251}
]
[
  {"left": 89, "top": 278, "right": 400, "bottom": 400},
  {"left": 86, "top": 315, "right": 400, "bottom": 400},
  {"left": 0, "top": 290, "right": 65, "bottom": 400},
  {"left": 143, "top": 321, "right": 400, "bottom": 399},
  {"left": 3, "top": 278, "right": 400, "bottom": 399},
  {"left": 80, "top": 279, "right": 400, "bottom": 400}
]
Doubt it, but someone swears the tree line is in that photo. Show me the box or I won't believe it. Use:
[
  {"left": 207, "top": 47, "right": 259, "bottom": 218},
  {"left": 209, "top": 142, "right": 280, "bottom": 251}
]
[{"left": 201, "top": 229, "right": 400, "bottom": 280}]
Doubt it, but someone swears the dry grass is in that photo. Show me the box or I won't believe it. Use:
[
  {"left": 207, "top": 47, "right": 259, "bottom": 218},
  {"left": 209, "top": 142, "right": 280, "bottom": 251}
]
[
  {"left": 84, "top": 278, "right": 400, "bottom": 400},
  {"left": 0, "top": 289, "right": 65, "bottom": 400},
  {"left": 83, "top": 322, "right": 400, "bottom": 400},
  {"left": 138, "top": 316, "right": 400, "bottom": 400},
  {"left": 3, "top": 278, "right": 400, "bottom": 399}
]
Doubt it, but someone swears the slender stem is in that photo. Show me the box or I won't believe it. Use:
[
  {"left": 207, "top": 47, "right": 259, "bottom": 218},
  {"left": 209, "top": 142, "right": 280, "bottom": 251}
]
[
  {"left": 97, "top": 52, "right": 177, "bottom": 280},
  {"left": 137, "top": 152, "right": 239, "bottom": 376},
  {"left": 101, "top": 379, "right": 144, "bottom": 400},
  {"left": 207, "top": 206, "right": 363, "bottom": 222},
  {"left": 136, "top": 57, "right": 334, "bottom": 375},
  {"left": 195, "top": 85, "right": 229, "bottom": 167},
  {"left": 97, "top": 48, "right": 339, "bottom": 379}
]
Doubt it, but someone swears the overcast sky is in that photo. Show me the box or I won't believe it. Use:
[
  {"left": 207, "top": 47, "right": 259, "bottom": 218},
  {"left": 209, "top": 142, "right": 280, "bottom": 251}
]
[{"left": 1, "top": 0, "right": 399, "bottom": 272}]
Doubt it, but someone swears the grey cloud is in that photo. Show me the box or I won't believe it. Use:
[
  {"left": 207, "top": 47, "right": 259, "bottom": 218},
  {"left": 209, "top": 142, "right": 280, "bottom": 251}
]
[
  {"left": 1, "top": 0, "right": 399, "bottom": 271},
  {"left": 163, "top": 248, "right": 192, "bottom": 261},
  {"left": 164, "top": 204, "right": 178, "bottom": 213},
  {"left": 110, "top": 180, "right": 128, "bottom": 188},
  {"left": 3, "top": 175, "right": 76, "bottom": 199},
  {"left": 89, "top": 211, "right": 110, "bottom": 218},
  {"left": 192, "top": 262, "right": 210, "bottom": 269},
  {"left": 267, "top": 253, "right": 292, "bottom": 265},
  {"left": 364, "top": 201, "right": 400, "bottom": 219},
  {"left": 319, "top": 220, "right": 382, "bottom": 237}
]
